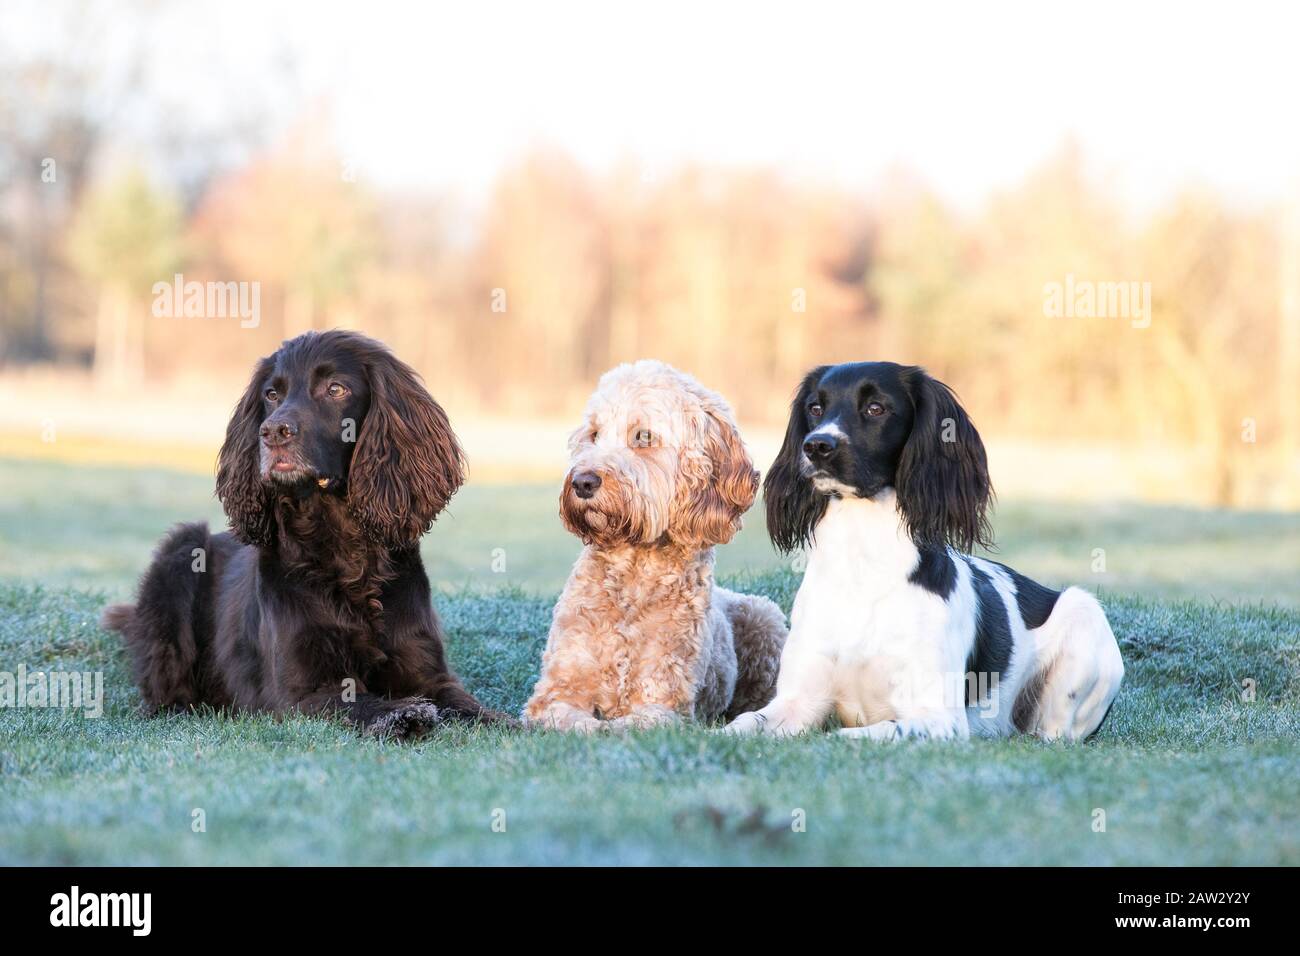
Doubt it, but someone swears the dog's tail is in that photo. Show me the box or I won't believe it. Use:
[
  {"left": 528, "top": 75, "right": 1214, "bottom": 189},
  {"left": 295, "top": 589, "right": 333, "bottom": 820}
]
[
  {"left": 100, "top": 603, "right": 135, "bottom": 633},
  {"left": 720, "top": 589, "right": 789, "bottom": 719}
]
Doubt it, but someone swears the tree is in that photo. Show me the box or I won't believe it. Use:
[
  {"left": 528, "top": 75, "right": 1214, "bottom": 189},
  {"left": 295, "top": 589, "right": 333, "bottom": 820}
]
[
  {"left": 191, "top": 120, "right": 378, "bottom": 341},
  {"left": 67, "top": 167, "right": 182, "bottom": 386}
]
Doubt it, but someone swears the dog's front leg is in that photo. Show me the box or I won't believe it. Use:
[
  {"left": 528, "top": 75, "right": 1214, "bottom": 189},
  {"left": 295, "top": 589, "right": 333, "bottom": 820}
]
[
  {"left": 522, "top": 617, "right": 607, "bottom": 732},
  {"left": 606, "top": 704, "right": 682, "bottom": 732},
  {"left": 725, "top": 641, "right": 834, "bottom": 736},
  {"left": 377, "top": 627, "right": 516, "bottom": 726},
  {"left": 838, "top": 708, "right": 969, "bottom": 742},
  {"left": 837, "top": 662, "right": 970, "bottom": 741},
  {"left": 522, "top": 671, "right": 604, "bottom": 733},
  {"left": 525, "top": 700, "right": 604, "bottom": 734},
  {"left": 612, "top": 649, "right": 704, "bottom": 730},
  {"left": 296, "top": 687, "right": 443, "bottom": 740}
]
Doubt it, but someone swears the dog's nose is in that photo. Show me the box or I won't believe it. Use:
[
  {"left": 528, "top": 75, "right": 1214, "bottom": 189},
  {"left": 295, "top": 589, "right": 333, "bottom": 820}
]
[
  {"left": 571, "top": 471, "right": 602, "bottom": 499},
  {"left": 260, "top": 419, "right": 300, "bottom": 446},
  {"left": 803, "top": 434, "right": 838, "bottom": 461}
]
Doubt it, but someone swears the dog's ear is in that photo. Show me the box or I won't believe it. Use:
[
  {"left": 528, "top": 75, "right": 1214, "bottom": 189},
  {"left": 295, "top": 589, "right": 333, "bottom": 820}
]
[
  {"left": 895, "top": 367, "right": 993, "bottom": 553},
  {"left": 217, "top": 355, "right": 275, "bottom": 546},
  {"left": 764, "top": 366, "right": 829, "bottom": 553},
  {"left": 565, "top": 415, "right": 596, "bottom": 457},
  {"left": 347, "top": 350, "right": 465, "bottom": 549},
  {"left": 673, "top": 399, "right": 759, "bottom": 546}
]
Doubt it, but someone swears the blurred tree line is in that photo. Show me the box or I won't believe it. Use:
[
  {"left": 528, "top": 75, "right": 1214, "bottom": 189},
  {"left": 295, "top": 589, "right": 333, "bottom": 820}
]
[{"left": 1, "top": 20, "right": 1296, "bottom": 506}]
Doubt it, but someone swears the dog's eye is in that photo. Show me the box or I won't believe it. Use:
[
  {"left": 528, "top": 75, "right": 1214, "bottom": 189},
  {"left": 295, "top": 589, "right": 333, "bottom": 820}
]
[
  {"left": 326, "top": 382, "right": 348, "bottom": 399},
  {"left": 865, "top": 402, "right": 885, "bottom": 417},
  {"left": 808, "top": 403, "right": 823, "bottom": 418},
  {"left": 631, "top": 428, "right": 655, "bottom": 447},
  {"left": 264, "top": 388, "right": 279, "bottom": 402}
]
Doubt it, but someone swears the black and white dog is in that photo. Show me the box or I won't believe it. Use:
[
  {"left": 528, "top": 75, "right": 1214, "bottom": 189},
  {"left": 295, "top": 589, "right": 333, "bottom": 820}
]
[{"left": 727, "top": 362, "right": 1123, "bottom": 741}]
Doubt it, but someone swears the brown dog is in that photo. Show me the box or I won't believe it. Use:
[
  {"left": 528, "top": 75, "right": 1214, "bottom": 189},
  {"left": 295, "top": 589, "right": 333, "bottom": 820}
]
[{"left": 103, "top": 330, "right": 500, "bottom": 738}]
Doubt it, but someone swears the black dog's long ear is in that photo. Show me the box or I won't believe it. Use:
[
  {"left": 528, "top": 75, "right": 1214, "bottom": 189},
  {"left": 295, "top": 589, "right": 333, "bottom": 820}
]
[
  {"left": 347, "top": 350, "right": 465, "bottom": 549},
  {"left": 895, "top": 368, "right": 993, "bottom": 553},
  {"left": 764, "top": 365, "right": 830, "bottom": 554},
  {"left": 216, "top": 356, "right": 275, "bottom": 546}
]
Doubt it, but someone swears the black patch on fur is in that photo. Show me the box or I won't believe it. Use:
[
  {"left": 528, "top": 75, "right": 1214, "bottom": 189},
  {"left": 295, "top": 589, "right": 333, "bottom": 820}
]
[
  {"left": 988, "top": 560, "right": 1061, "bottom": 630},
  {"left": 965, "top": 560, "right": 1014, "bottom": 705},
  {"left": 908, "top": 546, "right": 956, "bottom": 598}
]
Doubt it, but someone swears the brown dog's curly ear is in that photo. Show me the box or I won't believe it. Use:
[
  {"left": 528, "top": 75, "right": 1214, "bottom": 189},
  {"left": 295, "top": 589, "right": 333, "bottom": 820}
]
[
  {"left": 675, "top": 401, "right": 759, "bottom": 546},
  {"left": 217, "top": 356, "right": 275, "bottom": 546},
  {"left": 347, "top": 352, "right": 465, "bottom": 549}
]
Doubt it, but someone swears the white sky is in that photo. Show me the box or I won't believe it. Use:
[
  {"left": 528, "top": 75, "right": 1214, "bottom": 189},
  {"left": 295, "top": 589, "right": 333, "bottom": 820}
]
[{"left": 15, "top": 0, "right": 1300, "bottom": 210}]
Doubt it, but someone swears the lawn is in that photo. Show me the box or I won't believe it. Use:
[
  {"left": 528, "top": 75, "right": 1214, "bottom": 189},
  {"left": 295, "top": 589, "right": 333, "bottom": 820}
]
[{"left": 1, "top": 457, "right": 1298, "bottom": 865}]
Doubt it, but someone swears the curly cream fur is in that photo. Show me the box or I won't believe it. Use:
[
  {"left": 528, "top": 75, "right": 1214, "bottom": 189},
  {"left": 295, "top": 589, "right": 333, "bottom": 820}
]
[{"left": 524, "top": 360, "right": 788, "bottom": 731}]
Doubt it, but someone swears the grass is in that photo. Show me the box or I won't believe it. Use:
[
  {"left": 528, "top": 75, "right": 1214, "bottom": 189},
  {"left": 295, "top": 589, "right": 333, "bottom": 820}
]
[
  {"left": 1, "top": 457, "right": 1298, "bottom": 865},
  {"left": 3, "top": 457, "right": 1299, "bottom": 605}
]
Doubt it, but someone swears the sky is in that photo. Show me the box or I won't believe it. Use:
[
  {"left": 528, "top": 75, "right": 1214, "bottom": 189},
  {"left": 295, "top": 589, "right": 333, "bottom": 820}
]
[{"left": 11, "top": 0, "right": 1300, "bottom": 210}]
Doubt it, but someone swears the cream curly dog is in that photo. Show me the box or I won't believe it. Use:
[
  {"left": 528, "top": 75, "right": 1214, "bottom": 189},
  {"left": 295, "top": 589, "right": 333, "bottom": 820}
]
[{"left": 523, "top": 360, "right": 788, "bottom": 732}]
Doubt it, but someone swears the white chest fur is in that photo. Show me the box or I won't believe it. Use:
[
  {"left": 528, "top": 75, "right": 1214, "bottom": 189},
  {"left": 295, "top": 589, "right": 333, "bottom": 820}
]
[
  {"left": 788, "top": 492, "right": 960, "bottom": 726},
  {"left": 793, "top": 494, "right": 929, "bottom": 650}
]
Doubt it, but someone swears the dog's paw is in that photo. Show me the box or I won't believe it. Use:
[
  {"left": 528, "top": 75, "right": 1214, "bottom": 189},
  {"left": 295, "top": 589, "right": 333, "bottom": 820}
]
[
  {"left": 566, "top": 714, "right": 606, "bottom": 735},
  {"left": 603, "top": 716, "right": 637, "bottom": 734},
  {"left": 366, "top": 699, "right": 441, "bottom": 740},
  {"left": 607, "top": 706, "right": 681, "bottom": 733},
  {"left": 836, "top": 720, "right": 903, "bottom": 742},
  {"left": 478, "top": 710, "right": 522, "bottom": 729},
  {"left": 523, "top": 710, "right": 604, "bottom": 734},
  {"left": 723, "top": 711, "right": 766, "bottom": 735}
]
